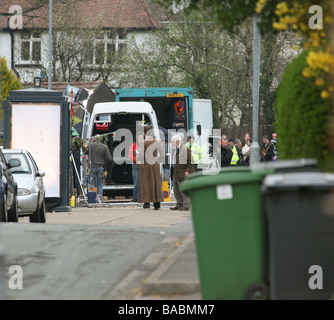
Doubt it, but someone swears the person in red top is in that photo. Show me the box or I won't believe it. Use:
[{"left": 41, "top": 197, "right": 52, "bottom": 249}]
[{"left": 128, "top": 134, "right": 143, "bottom": 202}]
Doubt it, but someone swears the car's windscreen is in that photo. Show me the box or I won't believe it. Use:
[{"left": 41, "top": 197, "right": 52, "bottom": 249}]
[{"left": 3, "top": 153, "right": 32, "bottom": 174}]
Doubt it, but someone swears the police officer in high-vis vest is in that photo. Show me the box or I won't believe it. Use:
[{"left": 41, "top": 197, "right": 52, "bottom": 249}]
[
  {"left": 229, "top": 138, "right": 239, "bottom": 166},
  {"left": 186, "top": 136, "right": 202, "bottom": 171}
]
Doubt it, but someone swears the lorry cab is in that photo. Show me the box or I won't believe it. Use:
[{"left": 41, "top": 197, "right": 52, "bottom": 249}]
[
  {"left": 84, "top": 102, "right": 160, "bottom": 197},
  {"left": 115, "top": 88, "right": 214, "bottom": 170}
]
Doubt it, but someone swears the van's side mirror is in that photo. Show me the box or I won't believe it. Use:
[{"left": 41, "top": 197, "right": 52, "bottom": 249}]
[{"left": 196, "top": 124, "right": 202, "bottom": 136}]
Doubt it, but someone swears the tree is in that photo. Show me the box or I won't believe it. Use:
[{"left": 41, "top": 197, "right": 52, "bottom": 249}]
[
  {"left": 155, "top": 0, "right": 334, "bottom": 99},
  {"left": 50, "top": 0, "right": 104, "bottom": 82},
  {"left": 154, "top": 0, "right": 334, "bottom": 169},
  {"left": 0, "top": 57, "right": 21, "bottom": 118},
  {"left": 117, "top": 12, "right": 297, "bottom": 128},
  {"left": 118, "top": 14, "right": 249, "bottom": 127},
  {"left": 154, "top": 0, "right": 277, "bottom": 33}
]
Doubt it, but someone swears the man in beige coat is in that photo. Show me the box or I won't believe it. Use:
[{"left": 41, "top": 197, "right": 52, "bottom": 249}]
[
  {"left": 138, "top": 126, "right": 165, "bottom": 209},
  {"left": 170, "top": 135, "right": 195, "bottom": 211}
]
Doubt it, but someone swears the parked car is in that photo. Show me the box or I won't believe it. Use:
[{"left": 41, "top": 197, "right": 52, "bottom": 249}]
[
  {"left": 0, "top": 148, "right": 19, "bottom": 222},
  {"left": 2, "top": 149, "right": 46, "bottom": 223}
]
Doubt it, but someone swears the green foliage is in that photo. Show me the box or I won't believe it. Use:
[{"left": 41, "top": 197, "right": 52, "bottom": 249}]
[
  {"left": 0, "top": 57, "right": 21, "bottom": 118},
  {"left": 154, "top": 0, "right": 281, "bottom": 34},
  {"left": 120, "top": 14, "right": 293, "bottom": 129},
  {"left": 275, "top": 50, "right": 334, "bottom": 172}
]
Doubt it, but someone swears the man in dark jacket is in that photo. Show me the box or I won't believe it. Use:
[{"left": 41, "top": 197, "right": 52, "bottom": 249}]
[
  {"left": 260, "top": 135, "right": 275, "bottom": 162},
  {"left": 220, "top": 138, "right": 233, "bottom": 167},
  {"left": 88, "top": 135, "right": 112, "bottom": 202}
]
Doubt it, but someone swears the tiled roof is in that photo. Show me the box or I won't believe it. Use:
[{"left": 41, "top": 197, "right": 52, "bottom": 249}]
[{"left": 1, "top": 0, "right": 162, "bottom": 30}]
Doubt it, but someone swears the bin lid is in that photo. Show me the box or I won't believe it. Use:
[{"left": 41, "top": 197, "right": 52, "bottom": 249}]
[
  {"left": 252, "top": 159, "right": 319, "bottom": 172},
  {"left": 181, "top": 167, "right": 270, "bottom": 193},
  {"left": 263, "top": 172, "right": 334, "bottom": 190},
  {"left": 186, "top": 166, "right": 252, "bottom": 181}
]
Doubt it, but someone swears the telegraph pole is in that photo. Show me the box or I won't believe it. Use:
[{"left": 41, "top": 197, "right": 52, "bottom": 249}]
[
  {"left": 48, "top": 0, "right": 53, "bottom": 90},
  {"left": 250, "top": 17, "right": 261, "bottom": 165}
]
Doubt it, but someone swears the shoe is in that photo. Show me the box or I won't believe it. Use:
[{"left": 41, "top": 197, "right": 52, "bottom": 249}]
[
  {"left": 153, "top": 202, "right": 160, "bottom": 210},
  {"left": 170, "top": 206, "right": 180, "bottom": 210},
  {"left": 143, "top": 203, "right": 150, "bottom": 209},
  {"left": 179, "top": 206, "right": 189, "bottom": 211}
]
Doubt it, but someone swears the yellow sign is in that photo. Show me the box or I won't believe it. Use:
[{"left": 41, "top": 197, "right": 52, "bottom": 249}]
[
  {"left": 162, "top": 181, "right": 172, "bottom": 202},
  {"left": 167, "top": 93, "right": 184, "bottom": 98}
]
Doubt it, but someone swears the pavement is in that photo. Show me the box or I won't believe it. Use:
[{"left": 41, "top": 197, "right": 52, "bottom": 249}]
[{"left": 139, "top": 232, "right": 202, "bottom": 300}]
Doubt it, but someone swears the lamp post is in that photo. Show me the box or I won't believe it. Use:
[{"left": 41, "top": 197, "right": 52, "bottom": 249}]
[
  {"left": 48, "top": 0, "right": 53, "bottom": 90},
  {"left": 250, "top": 17, "right": 261, "bottom": 166}
]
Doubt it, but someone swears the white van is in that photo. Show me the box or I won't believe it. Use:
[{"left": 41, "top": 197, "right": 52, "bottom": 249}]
[{"left": 83, "top": 102, "right": 160, "bottom": 197}]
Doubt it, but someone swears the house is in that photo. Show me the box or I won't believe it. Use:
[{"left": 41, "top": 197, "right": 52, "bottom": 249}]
[{"left": 0, "top": 0, "right": 164, "bottom": 87}]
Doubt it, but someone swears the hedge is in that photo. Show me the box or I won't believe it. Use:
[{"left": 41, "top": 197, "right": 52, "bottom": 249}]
[{"left": 275, "top": 50, "right": 334, "bottom": 172}]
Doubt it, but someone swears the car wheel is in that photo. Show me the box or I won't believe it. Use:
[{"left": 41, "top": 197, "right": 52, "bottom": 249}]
[
  {"left": 39, "top": 198, "right": 46, "bottom": 223},
  {"left": 29, "top": 195, "right": 41, "bottom": 223},
  {"left": 7, "top": 196, "right": 18, "bottom": 222},
  {"left": 0, "top": 194, "right": 7, "bottom": 222}
]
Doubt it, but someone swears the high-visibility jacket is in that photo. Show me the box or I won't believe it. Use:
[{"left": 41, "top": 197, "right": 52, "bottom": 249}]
[
  {"left": 230, "top": 145, "right": 239, "bottom": 165},
  {"left": 186, "top": 142, "right": 202, "bottom": 164}
]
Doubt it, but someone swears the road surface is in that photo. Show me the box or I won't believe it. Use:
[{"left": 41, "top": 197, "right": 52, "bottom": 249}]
[{"left": 0, "top": 205, "right": 193, "bottom": 300}]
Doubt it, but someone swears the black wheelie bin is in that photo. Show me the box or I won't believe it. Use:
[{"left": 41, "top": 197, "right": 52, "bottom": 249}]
[{"left": 262, "top": 171, "right": 334, "bottom": 299}]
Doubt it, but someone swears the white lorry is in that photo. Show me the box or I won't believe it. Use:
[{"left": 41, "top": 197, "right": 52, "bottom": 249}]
[{"left": 80, "top": 87, "right": 216, "bottom": 199}]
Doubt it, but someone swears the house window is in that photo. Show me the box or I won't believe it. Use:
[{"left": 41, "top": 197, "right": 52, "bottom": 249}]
[
  {"left": 95, "top": 41, "right": 105, "bottom": 65},
  {"left": 90, "top": 31, "right": 127, "bottom": 66},
  {"left": 20, "top": 31, "right": 41, "bottom": 63},
  {"left": 115, "top": 32, "right": 127, "bottom": 56}
]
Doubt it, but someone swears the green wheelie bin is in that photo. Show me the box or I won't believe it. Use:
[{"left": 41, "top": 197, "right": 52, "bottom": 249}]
[{"left": 181, "top": 167, "right": 272, "bottom": 300}]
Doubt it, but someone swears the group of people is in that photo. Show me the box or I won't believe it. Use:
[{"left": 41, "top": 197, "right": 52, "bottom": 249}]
[
  {"left": 83, "top": 126, "right": 194, "bottom": 210},
  {"left": 128, "top": 127, "right": 194, "bottom": 211},
  {"left": 218, "top": 132, "right": 278, "bottom": 167},
  {"left": 83, "top": 129, "right": 278, "bottom": 209}
]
